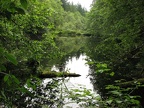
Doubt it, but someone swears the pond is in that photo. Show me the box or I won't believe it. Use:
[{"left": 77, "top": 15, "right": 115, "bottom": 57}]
[
  {"left": 64, "top": 54, "right": 93, "bottom": 90},
  {"left": 63, "top": 55, "right": 94, "bottom": 108},
  {"left": 45, "top": 54, "right": 99, "bottom": 108}
]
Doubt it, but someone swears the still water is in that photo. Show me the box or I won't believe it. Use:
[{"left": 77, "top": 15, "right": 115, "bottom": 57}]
[
  {"left": 45, "top": 55, "right": 98, "bottom": 108},
  {"left": 63, "top": 55, "right": 96, "bottom": 108},
  {"left": 64, "top": 55, "right": 93, "bottom": 90}
]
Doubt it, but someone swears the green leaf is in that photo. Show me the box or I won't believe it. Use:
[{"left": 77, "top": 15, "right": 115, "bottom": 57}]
[
  {"left": 110, "top": 72, "right": 115, "bottom": 76},
  {"left": 96, "top": 69, "right": 104, "bottom": 73},
  {"left": 20, "top": 0, "right": 28, "bottom": 9},
  {"left": 73, "top": 89, "right": 80, "bottom": 92},
  {"left": 4, "top": 75, "right": 9, "bottom": 82},
  {"left": 26, "top": 79, "right": 31, "bottom": 87},
  {"left": 18, "top": 87, "right": 29, "bottom": 93},
  {"left": 106, "top": 99, "right": 113, "bottom": 105},
  {"left": 86, "top": 61, "right": 95, "bottom": 65},
  {"left": 1, "top": 91, "right": 6, "bottom": 99},
  {"left": 116, "top": 100, "right": 123, "bottom": 104},
  {"left": 105, "top": 86, "right": 110, "bottom": 90},
  {"left": 12, "top": 75, "right": 20, "bottom": 85},
  {"left": 97, "top": 63, "right": 107, "bottom": 68},
  {"left": 132, "top": 100, "right": 140, "bottom": 105},
  {"left": 110, "top": 90, "right": 122, "bottom": 96},
  {"left": 5, "top": 53, "right": 18, "bottom": 65},
  {"left": 0, "top": 65, "right": 6, "bottom": 71}
]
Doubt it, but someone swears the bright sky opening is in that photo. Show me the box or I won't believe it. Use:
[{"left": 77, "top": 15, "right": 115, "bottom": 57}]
[{"left": 67, "top": 0, "right": 93, "bottom": 11}]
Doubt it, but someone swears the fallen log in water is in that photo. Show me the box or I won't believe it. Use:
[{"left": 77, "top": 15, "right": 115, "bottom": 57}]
[{"left": 39, "top": 71, "right": 81, "bottom": 78}]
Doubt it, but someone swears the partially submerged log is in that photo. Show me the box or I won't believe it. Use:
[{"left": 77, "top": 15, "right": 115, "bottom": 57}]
[{"left": 39, "top": 71, "right": 81, "bottom": 78}]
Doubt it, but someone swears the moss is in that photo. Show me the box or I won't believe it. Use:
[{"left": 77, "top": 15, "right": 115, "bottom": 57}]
[{"left": 39, "top": 71, "right": 81, "bottom": 78}]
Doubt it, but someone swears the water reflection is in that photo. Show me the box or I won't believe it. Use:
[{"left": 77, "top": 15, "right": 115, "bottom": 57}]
[
  {"left": 47, "top": 54, "right": 98, "bottom": 108},
  {"left": 65, "top": 55, "right": 93, "bottom": 90},
  {"left": 51, "top": 55, "right": 93, "bottom": 90},
  {"left": 63, "top": 55, "right": 97, "bottom": 108}
]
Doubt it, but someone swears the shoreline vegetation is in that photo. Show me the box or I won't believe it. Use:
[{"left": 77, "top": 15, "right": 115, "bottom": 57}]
[{"left": 56, "top": 30, "right": 92, "bottom": 37}]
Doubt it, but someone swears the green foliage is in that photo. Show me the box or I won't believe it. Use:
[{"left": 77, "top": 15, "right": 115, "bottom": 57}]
[
  {"left": 97, "top": 84, "right": 141, "bottom": 108},
  {"left": 0, "top": 0, "right": 93, "bottom": 107},
  {"left": 0, "top": 47, "right": 18, "bottom": 73},
  {"left": 20, "top": 0, "right": 28, "bottom": 9},
  {"left": 4, "top": 74, "right": 20, "bottom": 85},
  {"left": 96, "top": 63, "right": 110, "bottom": 73},
  {"left": 87, "top": 0, "right": 144, "bottom": 63},
  {"left": 0, "top": 0, "right": 67, "bottom": 107},
  {"left": 87, "top": 62, "right": 142, "bottom": 107},
  {"left": 61, "top": 0, "right": 87, "bottom": 16},
  {"left": 86, "top": 0, "right": 144, "bottom": 106},
  {"left": 58, "top": 0, "right": 88, "bottom": 34},
  {"left": 58, "top": 11, "right": 87, "bottom": 34},
  {"left": 63, "top": 85, "right": 99, "bottom": 108},
  {"left": 5, "top": 53, "right": 18, "bottom": 65}
]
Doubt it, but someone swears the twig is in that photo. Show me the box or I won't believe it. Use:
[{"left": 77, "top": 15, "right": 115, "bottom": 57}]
[{"left": 0, "top": 72, "right": 9, "bottom": 75}]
